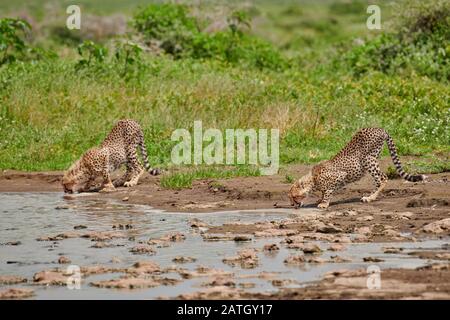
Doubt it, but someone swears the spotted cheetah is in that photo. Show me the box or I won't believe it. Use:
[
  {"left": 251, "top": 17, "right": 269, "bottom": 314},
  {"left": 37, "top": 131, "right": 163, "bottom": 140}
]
[
  {"left": 288, "top": 128, "right": 426, "bottom": 209},
  {"left": 62, "top": 119, "right": 160, "bottom": 193}
]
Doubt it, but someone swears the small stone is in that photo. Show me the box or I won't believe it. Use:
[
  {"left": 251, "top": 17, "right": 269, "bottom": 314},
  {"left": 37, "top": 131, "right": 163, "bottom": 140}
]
[
  {"left": 0, "top": 288, "right": 34, "bottom": 299},
  {"left": 383, "top": 247, "right": 403, "bottom": 254},
  {"left": 58, "top": 256, "right": 71, "bottom": 264},
  {"left": 0, "top": 275, "right": 27, "bottom": 285},
  {"left": 328, "top": 244, "right": 345, "bottom": 251},
  {"left": 233, "top": 235, "right": 252, "bottom": 242},
  {"left": 363, "top": 256, "right": 384, "bottom": 262},
  {"left": 73, "top": 225, "right": 87, "bottom": 230},
  {"left": 172, "top": 256, "right": 197, "bottom": 264},
  {"left": 263, "top": 243, "right": 280, "bottom": 252},
  {"left": 122, "top": 197, "right": 129, "bottom": 202},
  {"left": 130, "top": 245, "right": 156, "bottom": 255},
  {"left": 284, "top": 255, "right": 305, "bottom": 265},
  {"left": 357, "top": 215, "right": 374, "bottom": 222}
]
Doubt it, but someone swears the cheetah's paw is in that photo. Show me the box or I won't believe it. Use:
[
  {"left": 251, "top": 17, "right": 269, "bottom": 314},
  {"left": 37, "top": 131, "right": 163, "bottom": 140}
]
[{"left": 317, "top": 202, "right": 329, "bottom": 209}]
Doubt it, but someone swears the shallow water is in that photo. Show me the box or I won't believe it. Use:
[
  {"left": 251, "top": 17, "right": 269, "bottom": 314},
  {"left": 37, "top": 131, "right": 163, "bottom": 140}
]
[{"left": 0, "top": 192, "right": 447, "bottom": 299}]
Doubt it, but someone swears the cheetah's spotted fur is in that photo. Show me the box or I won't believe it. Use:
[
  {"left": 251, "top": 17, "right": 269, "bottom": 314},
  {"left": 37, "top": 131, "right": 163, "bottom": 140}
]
[
  {"left": 62, "top": 119, "right": 160, "bottom": 193},
  {"left": 288, "top": 128, "right": 426, "bottom": 209}
]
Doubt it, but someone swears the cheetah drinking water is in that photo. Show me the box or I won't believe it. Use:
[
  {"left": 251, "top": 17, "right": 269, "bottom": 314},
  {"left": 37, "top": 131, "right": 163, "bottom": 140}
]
[
  {"left": 288, "top": 128, "right": 426, "bottom": 209},
  {"left": 62, "top": 119, "right": 160, "bottom": 193}
]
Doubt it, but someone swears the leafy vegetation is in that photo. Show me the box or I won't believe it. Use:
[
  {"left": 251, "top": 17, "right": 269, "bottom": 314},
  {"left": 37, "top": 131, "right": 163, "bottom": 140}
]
[{"left": 0, "top": 0, "right": 448, "bottom": 188}]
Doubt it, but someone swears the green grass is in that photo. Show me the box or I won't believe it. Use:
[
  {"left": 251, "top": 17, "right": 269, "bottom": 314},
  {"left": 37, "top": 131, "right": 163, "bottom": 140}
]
[
  {"left": 0, "top": 0, "right": 449, "bottom": 189},
  {"left": 160, "top": 166, "right": 260, "bottom": 189}
]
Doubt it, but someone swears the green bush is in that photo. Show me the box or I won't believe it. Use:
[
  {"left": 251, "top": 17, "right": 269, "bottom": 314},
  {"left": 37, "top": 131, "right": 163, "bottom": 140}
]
[
  {"left": 132, "top": 4, "right": 287, "bottom": 70},
  {"left": 344, "top": 0, "right": 450, "bottom": 81},
  {"left": 0, "top": 18, "right": 31, "bottom": 65}
]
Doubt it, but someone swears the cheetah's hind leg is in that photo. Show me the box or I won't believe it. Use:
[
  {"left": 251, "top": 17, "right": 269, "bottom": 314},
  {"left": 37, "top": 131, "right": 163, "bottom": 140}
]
[
  {"left": 361, "top": 156, "right": 387, "bottom": 203},
  {"left": 114, "top": 165, "right": 132, "bottom": 187},
  {"left": 123, "top": 167, "right": 144, "bottom": 187}
]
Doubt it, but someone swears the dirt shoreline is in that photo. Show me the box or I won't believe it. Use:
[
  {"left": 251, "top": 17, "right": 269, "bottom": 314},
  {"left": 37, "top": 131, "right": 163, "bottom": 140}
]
[{"left": 1, "top": 159, "right": 448, "bottom": 214}]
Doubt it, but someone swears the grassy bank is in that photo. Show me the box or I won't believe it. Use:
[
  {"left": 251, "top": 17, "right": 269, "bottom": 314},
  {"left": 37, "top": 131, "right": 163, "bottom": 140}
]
[{"left": 0, "top": 0, "right": 448, "bottom": 188}]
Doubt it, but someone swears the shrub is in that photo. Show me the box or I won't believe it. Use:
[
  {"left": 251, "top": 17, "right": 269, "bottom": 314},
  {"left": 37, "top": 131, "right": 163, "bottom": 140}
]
[
  {"left": 0, "top": 18, "right": 31, "bottom": 65},
  {"left": 76, "top": 40, "right": 108, "bottom": 68},
  {"left": 132, "top": 4, "right": 287, "bottom": 70},
  {"left": 344, "top": 0, "right": 450, "bottom": 81}
]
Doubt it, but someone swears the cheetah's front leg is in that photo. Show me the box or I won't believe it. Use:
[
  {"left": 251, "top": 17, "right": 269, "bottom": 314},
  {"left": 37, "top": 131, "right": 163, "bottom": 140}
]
[
  {"left": 123, "top": 147, "right": 144, "bottom": 187},
  {"left": 316, "top": 171, "right": 347, "bottom": 209},
  {"left": 99, "top": 156, "right": 116, "bottom": 193},
  {"left": 317, "top": 189, "right": 334, "bottom": 209}
]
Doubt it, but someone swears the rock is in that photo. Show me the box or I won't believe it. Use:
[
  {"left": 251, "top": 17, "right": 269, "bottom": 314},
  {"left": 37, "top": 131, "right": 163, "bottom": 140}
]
[
  {"left": 420, "top": 218, "right": 450, "bottom": 234},
  {"left": 2, "top": 241, "right": 21, "bottom": 246},
  {"left": 233, "top": 235, "right": 252, "bottom": 242},
  {"left": 317, "top": 224, "right": 344, "bottom": 233},
  {"left": 189, "top": 218, "right": 209, "bottom": 228},
  {"left": 271, "top": 279, "right": 296, "bottom": 287},
  {"left": 263, "top": 243, "right": 280, "bottom": 252},
  {"left": 306, "top": 257, "right": 327, "bottom": 264},
  {"left": 90, "top": 242, "right": 113, "bottom": 248},
  {"left": 36, "top": 231, "right": 79, "bottom": 241},
  {"left": 328, "top": 244, "right": 345, "bottom": 251},
  {"left": 239, "top": 282, "right": 256, "bottom": 289},
  {"left": 122, "top": 197, "right": 129, "bottom": 201},
  {"left": 355, "top": 226, "right": 371, "bottom": 235},
  {"left": 0, "top": 275, "right": 27, "bottom": 285},
  {"left": 254, "top": 229, "right": 299, "bottom": 237},
  {"left": 33, "top": 270, "right": 68, "bottom": 286},
  {"left": 90, "top": 276, "right": 161, "bottom": 289},
  {"left": 202, "top": 276, "right": 235, "bottom": 287},
  {"left": 284, "top": 255, "right": 305, "bottom": 266},
  {"left": 383, "top": 247, "right": 403, "bottom": 254},
  {"left": 0, "top": 288, "right": 34, "bottom": 299},
  {"left": 73, "top": 225, "right": 87, "bottom": 230},
  {"left": 111, "top": 257, "right": 121, "bottom": 264},
  {"left": 342, "top": 210, "right": 358, "bottom": 216},
  {"left": 329, "top": 255, "right": 351, "bottom": 263},
  {"left": 127, "top": 261, "right": 160, "bottom": 275},
  {"left": 356, "top": 215, "right": 374, "bottom": 222},
  {"left": 223, "top": 249, "right": 258, "bottom": 269},
  {"left": 363, "top": 257, "right": 384, "bottom": 262},
  {"left": 58, "top": 256, "right": 71, "bottom": 264},
  {"left": 201, "top": 234, "right": 235, "bottom": 241},
  {"left": 112, "top": 224, "right": 133, "bottom": 230},
  {"left": 161, "top": 232, "right": 186, "bottom": 242},
  {"left": 130, "top": 245, "right": 156, "bottom": 255},
  {"left": 172, "top": 256, "right": 197, "bottom": 264},
  {"left": 81, "top": 231, "right": 126, "bottom": 241},
  {"left": 80, "top": 265, "right": 123, "bottom": 276},
  {"left": 301, "top": 243, "right": 322, "bottom": 254}
]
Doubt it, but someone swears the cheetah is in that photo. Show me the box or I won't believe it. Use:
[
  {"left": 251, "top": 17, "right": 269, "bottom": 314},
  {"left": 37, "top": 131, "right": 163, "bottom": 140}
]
[
  {"left": 62, "top": 119, "right": 160, "bottom": 193},
  {"left": 288, "top": 128, "right": 426, "bottom": 209}
]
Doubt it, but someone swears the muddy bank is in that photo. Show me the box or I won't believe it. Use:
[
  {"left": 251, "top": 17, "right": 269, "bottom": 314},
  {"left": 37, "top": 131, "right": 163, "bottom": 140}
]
[{"left": 1, "top": 159, "right": 449, "bottom": 215}]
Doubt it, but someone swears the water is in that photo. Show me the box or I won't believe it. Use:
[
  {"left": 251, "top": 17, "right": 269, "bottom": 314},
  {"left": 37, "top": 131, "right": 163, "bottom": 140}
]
[{"left": 0, "top": 192, "right": 447, "bottom": 299}]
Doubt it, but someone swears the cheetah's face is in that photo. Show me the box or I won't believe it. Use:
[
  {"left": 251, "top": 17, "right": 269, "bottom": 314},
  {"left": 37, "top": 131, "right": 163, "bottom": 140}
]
[
  {"left": 62, "top": 161, "right": 90, "bottom": 193},
  {"left": 288, "top": 174, "right": 313, "bottom": 208}
]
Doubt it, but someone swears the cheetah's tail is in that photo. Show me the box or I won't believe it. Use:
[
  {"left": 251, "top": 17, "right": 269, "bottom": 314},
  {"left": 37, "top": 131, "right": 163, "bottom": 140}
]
[
  {"left": 139, "top": 140, "right": 161, "bottom": 176},
  {"left": 384, "top": 132, "right": 426, "bottom": 182}
]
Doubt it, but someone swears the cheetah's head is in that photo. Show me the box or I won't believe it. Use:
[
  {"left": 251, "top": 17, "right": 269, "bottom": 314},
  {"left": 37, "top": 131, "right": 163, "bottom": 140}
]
[
  {"left": 288, "top": 173, "right": 313, "bottom": 208},
  {"left": 62, "top": 159, "right": 90, "bottom": 193}
]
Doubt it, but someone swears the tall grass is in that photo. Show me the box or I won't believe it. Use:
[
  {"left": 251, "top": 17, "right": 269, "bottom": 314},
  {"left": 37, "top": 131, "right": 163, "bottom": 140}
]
[{"left": 0, "top": 1, "right": 448, "bottom": 186}]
